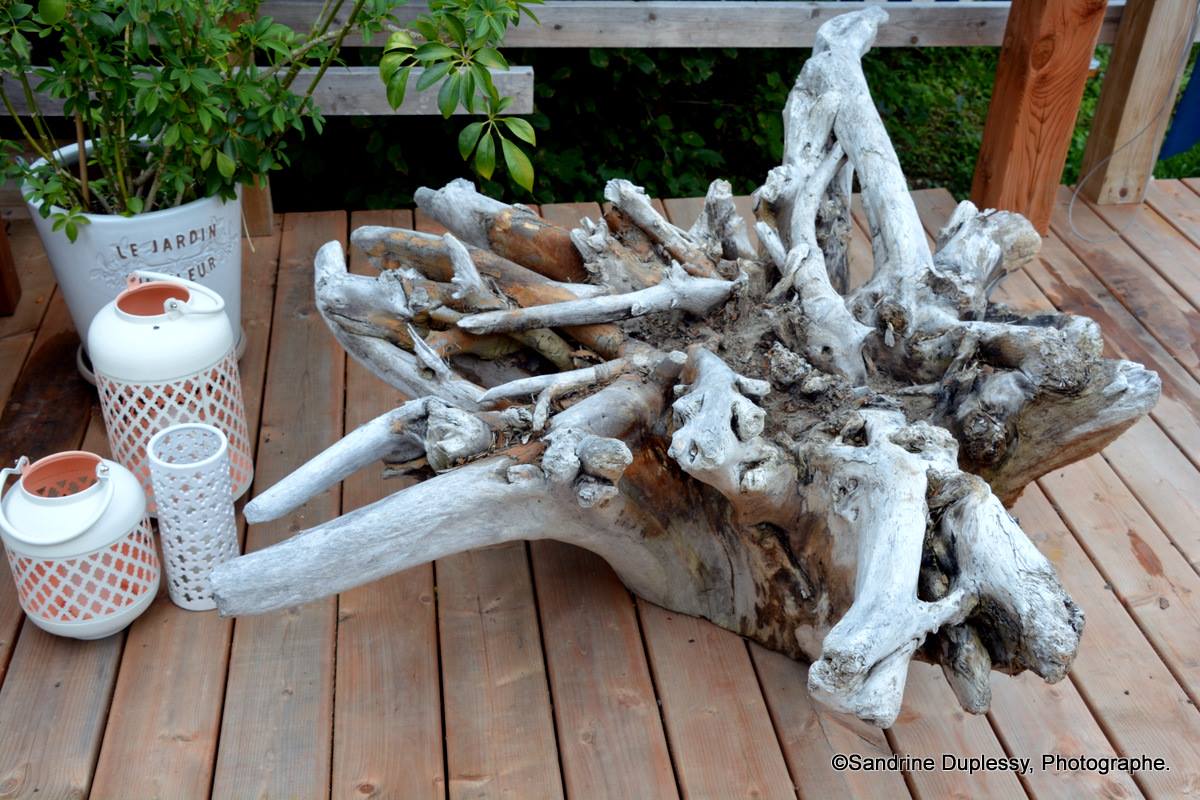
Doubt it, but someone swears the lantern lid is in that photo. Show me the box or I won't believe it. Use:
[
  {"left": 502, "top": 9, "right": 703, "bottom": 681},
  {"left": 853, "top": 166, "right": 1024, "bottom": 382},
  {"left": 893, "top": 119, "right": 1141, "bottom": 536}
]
[
  {"left": 0, "top": 452, "right": 146, "bottom": 557},
  {"left": 87, "top": 271, "right": 235, "bottom": 383}
]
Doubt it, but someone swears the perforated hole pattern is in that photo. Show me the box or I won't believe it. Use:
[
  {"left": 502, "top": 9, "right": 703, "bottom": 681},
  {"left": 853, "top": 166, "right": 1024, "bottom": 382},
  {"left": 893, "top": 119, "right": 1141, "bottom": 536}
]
[
  {"left": 6, "top": 518, "right": 159, "bottom": 623},
  {"left": 96, "top": 351, "right": 253, "bottom": 514},
  {"left": 148, "top": 426, "right": 239, "bottom": 611}
]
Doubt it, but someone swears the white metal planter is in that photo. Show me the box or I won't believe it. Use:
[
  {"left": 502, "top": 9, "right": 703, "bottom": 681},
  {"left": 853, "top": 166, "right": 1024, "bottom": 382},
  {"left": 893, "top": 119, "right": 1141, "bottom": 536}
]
[
  {"left": 147, "top": 424, "right": 240, "bottom": 611},
  {"left": 0, "top": 451, "right": 159, "bottom": 640},
  {"left": 88, "top": 272, "right": 254, "bottom": 514},
  {"left": 23, "top": 141, "right": 244, "bottom": 362}
]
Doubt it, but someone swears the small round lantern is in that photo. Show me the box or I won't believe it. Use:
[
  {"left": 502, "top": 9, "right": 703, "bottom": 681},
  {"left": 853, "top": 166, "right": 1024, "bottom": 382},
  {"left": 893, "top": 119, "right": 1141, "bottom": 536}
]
[
  {"left": 147, "top": 423, "right": 240, "bottom": 611},
  {"left": 0, "top": 451, "right": 159, "bottom": 639},
  {"left": 88, "top": 271, "right": 253, "bottom": 513}
]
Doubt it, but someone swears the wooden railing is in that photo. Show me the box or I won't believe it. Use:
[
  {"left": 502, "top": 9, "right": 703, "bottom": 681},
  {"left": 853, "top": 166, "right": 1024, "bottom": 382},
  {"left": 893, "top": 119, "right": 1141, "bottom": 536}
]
[{"left": 3, "top": 0, "right": 1197, "bottom": 246}]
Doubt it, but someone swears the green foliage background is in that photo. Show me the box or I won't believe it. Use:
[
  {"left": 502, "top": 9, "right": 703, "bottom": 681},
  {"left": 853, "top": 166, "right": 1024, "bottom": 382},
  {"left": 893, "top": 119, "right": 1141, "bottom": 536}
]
[{"left": 273, "top": 44, "right": 1200, "bottom": 209}]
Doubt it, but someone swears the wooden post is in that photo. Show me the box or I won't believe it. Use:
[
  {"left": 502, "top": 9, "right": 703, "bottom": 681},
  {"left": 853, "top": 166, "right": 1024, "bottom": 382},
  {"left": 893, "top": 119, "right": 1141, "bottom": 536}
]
[
  {"left": 1078, "top": 0, "right": 1200, "bottom": 204},
  {"left": 971, "top": 0, "right": 1109, "bottom": 232},
  {"left": 0, "top": 221, "right": 20, "bottom": 316}
]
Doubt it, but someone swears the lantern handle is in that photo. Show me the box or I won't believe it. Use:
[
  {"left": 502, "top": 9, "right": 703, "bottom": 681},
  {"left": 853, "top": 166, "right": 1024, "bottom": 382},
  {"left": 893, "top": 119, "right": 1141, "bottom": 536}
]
[
  {"left": 0, "top": 457, "right": 117, "bottom": 547},
  {"left": 127, "top": 270, "right": 227, "bottom": 317}
]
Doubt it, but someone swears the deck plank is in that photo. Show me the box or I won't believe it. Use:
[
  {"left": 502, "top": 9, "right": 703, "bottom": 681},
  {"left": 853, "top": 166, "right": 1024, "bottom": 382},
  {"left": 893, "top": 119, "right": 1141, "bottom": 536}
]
[
  {"left": 1049, "top": 186, "right": 1200, "bottom": 382},
  {"left": 0, "top": 289, "right": 94, "bottom": 689},
  {"left": 0, "top": 409, "right": 123, "bottom": 800},
  {"left": 0, "top": 333, "right": 33, "bottom": 410},
  {"left": 537, "top": 200, "right": 680, "bottom": 799},
  {"left": 638, "top": 604, "right": 797, "bottom": 800},
  {"left": 89, "top": 228, "right": 283, "bottom": 798},
  {"left": 1013, "top": 486, "right": 1200, "bottom": 798},
  {"left": 749, "top": 645, "right": 912, "bottom": 800},
  {"left": 529, "top": 540, "right": 679, "bottom": 799},
  {"left": 0, "top": 221, "right": 54, "bottom": 341},
  {"left": 1027, "top": 230, "right": 1200, "bottom": 467},
  {"left": 1144, "top": 180, "right": 1200, "bottom": 259},
  {"left": 331, "top": 209, "right": 445, "bottom": 800},
  {"left": 413, "top": 209, "right": 564, "bottom": 800},
  {"left": 1083, "top": 191, "right": 1200, "bottom": 313},
  {"left": 210, "top": 211, "right": 346, "bottom": 799},
  {"left": 1039, "top": 455, "right": 1200, "bottom": 707},
  {"left": 887, "top": 663, "right": 1029, "bottom": 800},
  {"left": 438, "top": 545, "right": 564, "bottom": 800}
]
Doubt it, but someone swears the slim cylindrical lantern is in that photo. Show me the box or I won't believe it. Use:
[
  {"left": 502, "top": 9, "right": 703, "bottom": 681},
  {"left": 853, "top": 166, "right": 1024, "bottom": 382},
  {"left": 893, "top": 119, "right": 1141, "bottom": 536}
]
[
  {"left": 88, "top": 271, "right": 253, "bottom": 514},
  {"left": 147, "top": 423, "right": 240, "bottom": 610},
  {"left": 0, "top": 451, "right": 159, "bottom": 639}
]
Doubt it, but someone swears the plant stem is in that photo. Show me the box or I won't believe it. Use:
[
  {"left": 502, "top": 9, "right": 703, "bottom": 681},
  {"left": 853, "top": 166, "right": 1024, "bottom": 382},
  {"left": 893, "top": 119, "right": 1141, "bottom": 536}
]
[
  {"left": 301, "top": 0, "right": 368, "bottom": 100},
  {"left": 74, "top": 112, "right": 90, "bottom": 211},
  {"left": 262, "top": 30, "right": 341, "bottom": 81},
  {"left": 281, "top": 0, "right": 348, "bottom": 91}
]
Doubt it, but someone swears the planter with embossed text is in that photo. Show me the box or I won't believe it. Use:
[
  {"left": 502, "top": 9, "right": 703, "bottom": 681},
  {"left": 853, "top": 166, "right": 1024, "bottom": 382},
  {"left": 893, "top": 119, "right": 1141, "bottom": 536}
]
[{"left": 24, "top": 141, "right": 244, "bottom": 377}]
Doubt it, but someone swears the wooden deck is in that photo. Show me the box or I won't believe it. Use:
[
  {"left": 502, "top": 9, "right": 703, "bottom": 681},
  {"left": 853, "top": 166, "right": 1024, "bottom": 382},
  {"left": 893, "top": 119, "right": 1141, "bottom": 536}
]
[{"left": 1, "top": 183, "right": 1199, "bottom": 799}]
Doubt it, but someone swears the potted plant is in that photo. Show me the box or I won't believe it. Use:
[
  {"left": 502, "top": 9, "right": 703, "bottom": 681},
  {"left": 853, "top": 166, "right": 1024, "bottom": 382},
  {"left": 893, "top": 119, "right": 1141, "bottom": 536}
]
[{"left": 1, "top": 0, "right": 536, "bottom": 371}]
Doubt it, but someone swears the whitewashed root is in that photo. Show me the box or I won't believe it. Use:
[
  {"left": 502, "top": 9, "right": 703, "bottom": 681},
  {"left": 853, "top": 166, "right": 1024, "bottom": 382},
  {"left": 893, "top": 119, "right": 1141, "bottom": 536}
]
[{"left": 210, "top": 7, "right": 1158, "bottom": 728}]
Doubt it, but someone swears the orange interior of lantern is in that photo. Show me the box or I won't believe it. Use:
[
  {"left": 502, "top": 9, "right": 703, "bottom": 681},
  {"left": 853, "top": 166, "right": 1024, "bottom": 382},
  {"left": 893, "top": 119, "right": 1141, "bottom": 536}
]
[
  {"left": 115, "top": 283, "right": 190, "bottom": 316},
  {"left": 20, "top": 451, "right": 101, "bottom": 498}
]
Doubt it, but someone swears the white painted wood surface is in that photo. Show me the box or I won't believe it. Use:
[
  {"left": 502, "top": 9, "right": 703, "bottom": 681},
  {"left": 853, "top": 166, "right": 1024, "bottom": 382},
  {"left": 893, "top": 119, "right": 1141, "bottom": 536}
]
[{"left": 2, "top": 66, "right": 532, "bottom": 117}]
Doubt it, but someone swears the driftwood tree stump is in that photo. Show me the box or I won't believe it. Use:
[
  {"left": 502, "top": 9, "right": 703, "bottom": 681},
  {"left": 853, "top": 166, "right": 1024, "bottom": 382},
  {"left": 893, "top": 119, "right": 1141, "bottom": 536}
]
[{"left": 210, "top": 8, "right": 1160, "bottom": 726}]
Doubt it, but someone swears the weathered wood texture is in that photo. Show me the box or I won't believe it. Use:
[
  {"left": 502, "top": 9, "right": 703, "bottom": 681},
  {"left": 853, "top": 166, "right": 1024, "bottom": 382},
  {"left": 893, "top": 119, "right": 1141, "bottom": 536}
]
[
  {"left": 410, "top": 209, "right": 565, "bottom": 800},
  {"left": 972, "top": 0, "right": 1108, "bottom": 233},
  {"left": 88, "top": 227, "right": 281, "bottom": 799},
  {"left": 332, "top": 209, "right": 445, "bottom": 800},
  {"left": 261, "top": 0, "right": 1135, "bottom": 47},
  {"left": 1078, "top": 0, "right": 1200, "bottom": 204},
  {"left": 2, "top": 67, "right": 533, "bottom": 117},
  {"left": 3, "top": 183, "right": 1200, "bottom": 793},
  {"left": 210, "top": 211, "right": 346, "bottom": 798}
]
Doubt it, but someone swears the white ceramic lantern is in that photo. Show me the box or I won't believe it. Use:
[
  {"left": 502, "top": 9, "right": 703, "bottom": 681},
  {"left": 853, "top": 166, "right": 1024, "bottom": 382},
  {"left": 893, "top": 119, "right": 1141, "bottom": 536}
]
[
  {"left": 0, "top": 451, "right": 159, "bottom": 640},
  {"left": 88, "top": 271, "right": 254, "bottom": 514},
  {"left": 147, "top": 423, "right": 240, "bottom": 611}
]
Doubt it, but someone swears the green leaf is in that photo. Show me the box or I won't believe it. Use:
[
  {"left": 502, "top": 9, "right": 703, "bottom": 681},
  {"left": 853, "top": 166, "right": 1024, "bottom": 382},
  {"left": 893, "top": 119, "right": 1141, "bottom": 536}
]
[
  {"left": 126, "top": 196, "right": 144, "bottom": 214},
  {"left": 501, "top": 137, "right": 534, "bottom": 191},
  {"left": 443, "top": 15, "right": 466, "bottom": 45},
  {"left": 413, "top": 42, "right": 456, "bottom": 62},
  {"left": 380, "top": 52, "right": 408, "bottom": 84},
  {"left": 475, "top": 48, "right": 508, "bottom": 70},
  {"left": 36, "top": 0, "right": 66, "bottom": 25},
  {"left": 163, "top": 123, "right": 180, "bottom": 148},
  {"left": 415, "top": 60, "right": 452, "bottom": 91},
  {"left": 386, "top": 66, "right": 412, "bottom": 109},
  {"left": 474, "top": 131, "right": 495, "bottom": 179},
  {"left": 412, "top": 18, "right": 439, "bottom": 41},
  {"left": 501, "top": 117, "right": 535, "bottom": 145},
  {"left": 438, "top": 70, "right": 461, "bottom": 118},
  {"left": 216, "top": 151, "right": 236, "bottom": 179},
  {"left": 458, "top": 121, "right": 485, "bottom": 160},
  {"left": 384, "top": 30, "right": 416, "bottom": 52}
]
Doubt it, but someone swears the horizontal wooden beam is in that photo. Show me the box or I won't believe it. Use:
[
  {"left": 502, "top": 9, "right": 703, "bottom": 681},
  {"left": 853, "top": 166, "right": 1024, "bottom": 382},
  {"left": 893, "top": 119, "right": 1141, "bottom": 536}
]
[
  {"left": 1, "top": 66, "right": 533, "bottom": 117},
  {"left": 263, "top": 0, "right": 1131, "bottom": 47}
]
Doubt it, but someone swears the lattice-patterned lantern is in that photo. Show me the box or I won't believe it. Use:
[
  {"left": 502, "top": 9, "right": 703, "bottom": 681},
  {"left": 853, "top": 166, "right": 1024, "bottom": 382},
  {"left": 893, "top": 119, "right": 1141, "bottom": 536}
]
[
  {"left": 0, "top": 451, "right": 159, "bottom": 639},
  {"left": 88, "top": 271, "right": 253, "bottom": 514},
  {"left": 147, "top": 424, "right": 240, "bottom": 610}
]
